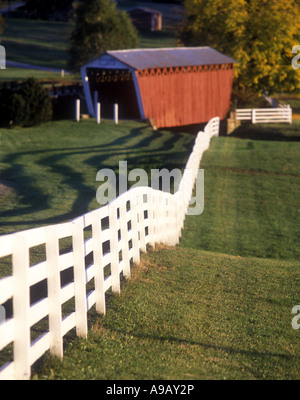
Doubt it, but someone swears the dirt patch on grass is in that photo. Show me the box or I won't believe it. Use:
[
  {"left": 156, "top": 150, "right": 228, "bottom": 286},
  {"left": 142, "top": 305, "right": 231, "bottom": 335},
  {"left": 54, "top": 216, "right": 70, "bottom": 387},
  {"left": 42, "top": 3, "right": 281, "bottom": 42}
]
[{"left": 0, "top": 180, "right": 16, "bottom": 196}]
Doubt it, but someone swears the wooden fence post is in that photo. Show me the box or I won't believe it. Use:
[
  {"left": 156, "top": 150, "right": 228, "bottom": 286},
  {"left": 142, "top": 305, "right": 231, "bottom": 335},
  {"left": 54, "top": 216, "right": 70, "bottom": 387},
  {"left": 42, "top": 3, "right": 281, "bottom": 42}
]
[
  {"left": 129, "top": 191, "right": 140, "bottom": 264},
  {"left": 45, "top": 227, "right": 63, "bottom": 359},
  {"left": 174, "top": 191, "right": 183, "bottom": 243},
  {"left": 108, "top": 204, "right": 121, "bottom": 293},
  {"left": 96, "top": 102, "right": 101, "bottom": 124},
  {"left": 146, "top": 188, "right": 155, "bottom": 247},
  {"left": 156, "top": 191, "right": 164, "bottom": 244},
  {"left": 72, "top": 220, "right": 88, "bottom": 338},
  {"left": 114, "top": 103, "right": 118, "bottom": 125},
  {"left": 165, "top": 194, "right": 176, "bottom": 246},
  {"left": 119, "top": 200, "right": 131, "bottom": 279},
  {"left": 92, "top": 210, "right": 106, "bottom": 314},
  {"left": 76, "top": 99, "right": 80, "bottom": 122},
  {"left": 169, "top": 195, "right": 178, "bottom": 246},
  {"left": 137, "top": 191, "right": 146, "bottom": 252},
  {"left": 164, "top": 195, "right": 171, "bottom": 245},
  {"left": 12, "top": 234, "right": 31, "bottom": 380}
]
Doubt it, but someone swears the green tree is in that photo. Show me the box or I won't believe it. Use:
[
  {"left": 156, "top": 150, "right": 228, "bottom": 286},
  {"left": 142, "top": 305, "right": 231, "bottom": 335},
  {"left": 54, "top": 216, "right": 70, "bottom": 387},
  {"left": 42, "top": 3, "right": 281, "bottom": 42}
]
[
  {"left": 2, "top": 78, "right": 53, "bottom": 127},
  {"left": 179, "top": 0, "right": 300, "bottom": 94},
  {"left": 17, "top": 78, "right": 52, "bottom": 126},
  {"left": 68, "top": 0, "right": 139, "bottom": 71}
]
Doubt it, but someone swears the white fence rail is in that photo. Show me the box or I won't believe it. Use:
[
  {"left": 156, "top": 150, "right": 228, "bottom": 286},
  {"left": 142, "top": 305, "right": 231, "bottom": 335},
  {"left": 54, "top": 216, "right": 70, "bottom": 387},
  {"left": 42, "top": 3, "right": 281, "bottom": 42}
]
[
  {"left": 236, "top": 107, "right": 292, "bottom": 124},
  {"left": 0, "top": 117, "right": 220, "bottom": 380}
]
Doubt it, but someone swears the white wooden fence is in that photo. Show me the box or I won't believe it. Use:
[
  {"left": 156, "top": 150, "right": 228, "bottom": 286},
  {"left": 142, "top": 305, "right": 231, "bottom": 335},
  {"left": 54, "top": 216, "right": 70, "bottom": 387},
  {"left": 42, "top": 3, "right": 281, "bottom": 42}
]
[
  {"left": 0, "top": 117, "right": 220, "bottom": 380},
  {"left": 236, "top": 107, "right": 292, "bottom": 124}
]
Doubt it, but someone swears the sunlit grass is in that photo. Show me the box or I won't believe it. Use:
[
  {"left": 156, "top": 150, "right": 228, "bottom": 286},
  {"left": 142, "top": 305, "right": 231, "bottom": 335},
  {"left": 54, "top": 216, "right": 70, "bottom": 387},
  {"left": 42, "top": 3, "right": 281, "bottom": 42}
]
[{"left": 37, "top": 246, "right": 300, "bottom": 380}]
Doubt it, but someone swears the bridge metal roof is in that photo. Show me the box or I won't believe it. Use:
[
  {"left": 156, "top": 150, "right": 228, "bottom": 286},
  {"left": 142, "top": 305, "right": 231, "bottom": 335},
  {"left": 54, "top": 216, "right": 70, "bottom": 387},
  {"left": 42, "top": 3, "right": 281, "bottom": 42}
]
[{"left": 106, "top": 47, "right": 237, "bottom": 71}]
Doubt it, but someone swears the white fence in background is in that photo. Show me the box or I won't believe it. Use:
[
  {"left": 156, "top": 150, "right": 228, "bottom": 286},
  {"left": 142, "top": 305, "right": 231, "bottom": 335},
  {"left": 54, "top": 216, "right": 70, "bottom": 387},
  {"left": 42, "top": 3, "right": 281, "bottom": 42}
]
[
  {"left": 236, "top": 107, "right": 292, "bottom": 124},
  {"left": 0, "top": 117, "right": 220, "bottom": 380}
]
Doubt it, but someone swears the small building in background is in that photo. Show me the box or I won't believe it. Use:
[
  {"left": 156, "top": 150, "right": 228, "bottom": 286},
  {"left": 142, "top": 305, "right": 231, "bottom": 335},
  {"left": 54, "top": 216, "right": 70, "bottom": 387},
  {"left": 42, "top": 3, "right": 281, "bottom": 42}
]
[
  {"left": 127, "top": 7, "right": 162, "bottom": 31},
  {"left": 81, "top": 47, "right": 237, "bottom": 129}
]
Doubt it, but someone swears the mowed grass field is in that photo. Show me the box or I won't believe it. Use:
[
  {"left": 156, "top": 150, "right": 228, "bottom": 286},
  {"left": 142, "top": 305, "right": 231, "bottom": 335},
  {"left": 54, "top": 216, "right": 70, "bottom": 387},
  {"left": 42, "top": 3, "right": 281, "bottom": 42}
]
[
  {"left": 38, "top": 247, "right": 299, "bottom": 380},
  {"left": 33, "top": 120, "right": 299, "bottom": 380},
  {"left": 1, "top": 120, "right": 300, "bottom": 379},
  {"left": 180, "top": 132, "right": 300, "bottom": 260},
  {"left": 0, "top": 67, "right": 72, "bottom": 82},
  {"left": 1, "top": 18, "right": 73, "bottom": 69},
  {"left": 0, "top": 119, "right": 194, "bottom": 236},
  {"left": 1, "top": 2, "right": 298, "bottom": 380}
]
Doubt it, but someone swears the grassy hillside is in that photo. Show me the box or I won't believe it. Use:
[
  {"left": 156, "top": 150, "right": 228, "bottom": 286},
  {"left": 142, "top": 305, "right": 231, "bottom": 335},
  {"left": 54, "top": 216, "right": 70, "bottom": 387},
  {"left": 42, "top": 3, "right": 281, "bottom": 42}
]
[
  {"left": 180, "top": 129, "right": 300, "bottom": 260},
  {"left": 0, "top": 119, "right": 195, "bottom": 237},
  {"left": 1, "top": 18, "right": 73, "bottom": 69},
  {"left": 34, "top": 121, "right": 299, "bottom": 380},
  {"left": 1, "top": 2, "right": 299, "bottom": 381},
  {"left": 1, "top": 120, "right": 299, "bottom": 379},
  {"left": 38, "top": 246, "right": 300, "bottom": 380}
]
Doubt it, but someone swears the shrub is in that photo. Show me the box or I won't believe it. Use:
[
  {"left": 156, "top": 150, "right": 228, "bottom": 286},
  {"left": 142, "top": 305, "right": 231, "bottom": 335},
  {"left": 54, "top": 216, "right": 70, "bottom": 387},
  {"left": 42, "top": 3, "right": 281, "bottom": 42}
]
[
  {"left": 0, "top": 88, "right": 14, "bottom": 126},
  {"left": 1, "top": 78, "right": 53, "bottom": 127},
  {"left": 10, "top": 93, "right": 28, "bottom": 126}
]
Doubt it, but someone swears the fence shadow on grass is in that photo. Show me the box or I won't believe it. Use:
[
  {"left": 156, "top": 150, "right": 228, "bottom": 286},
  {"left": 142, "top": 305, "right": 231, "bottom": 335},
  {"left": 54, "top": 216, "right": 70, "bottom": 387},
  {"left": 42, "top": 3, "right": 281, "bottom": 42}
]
[
  {"left": 230, "top": 122, "right": 300, "bottom": 141},
  {"left": 106, "top": 326, "right": 298, "bottom": 366},
  {"left": 0, "top": 125, "right": 194, "bottom": 232}
]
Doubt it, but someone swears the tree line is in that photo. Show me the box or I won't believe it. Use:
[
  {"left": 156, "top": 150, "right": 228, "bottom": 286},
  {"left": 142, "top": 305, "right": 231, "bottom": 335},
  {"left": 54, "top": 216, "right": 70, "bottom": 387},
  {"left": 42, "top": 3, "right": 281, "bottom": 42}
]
[
  {"left": 69, "top": 0, "right": 300, "bottom": 95},
  {"left": 0, "top": 0, "right": 299, "bottom": 128},
  {"left": 179, "top": 0, "right": 300, "bottom": 94}
]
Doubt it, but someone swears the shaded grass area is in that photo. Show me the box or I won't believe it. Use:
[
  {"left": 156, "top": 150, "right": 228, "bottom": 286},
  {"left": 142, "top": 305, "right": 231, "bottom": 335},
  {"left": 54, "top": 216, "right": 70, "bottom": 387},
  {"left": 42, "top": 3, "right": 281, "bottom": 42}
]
[
  {"left": 1, "top": 18, "right": 73, "bottom": 69},
  {"left": 0, "top": 119, "right": 194, "bottom": 236},
  {"left": 231, "top": 120, "right": 300, "bottom": 141},
  {"left": 1, "top": 119, "right": 300, "bottom": 379},
  {"left": 35, "top": 121, "right": 300, "bottom": 380},
  {"left": 37, "top": 246, "right": 300, "bottom": 380}
]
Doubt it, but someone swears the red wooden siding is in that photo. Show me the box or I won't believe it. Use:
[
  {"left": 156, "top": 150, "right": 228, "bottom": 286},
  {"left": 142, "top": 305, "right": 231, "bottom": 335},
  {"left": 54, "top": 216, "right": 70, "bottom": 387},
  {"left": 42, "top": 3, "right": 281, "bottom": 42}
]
[{"left": 136, "top": 64, "right": 234, "bottom": 128}]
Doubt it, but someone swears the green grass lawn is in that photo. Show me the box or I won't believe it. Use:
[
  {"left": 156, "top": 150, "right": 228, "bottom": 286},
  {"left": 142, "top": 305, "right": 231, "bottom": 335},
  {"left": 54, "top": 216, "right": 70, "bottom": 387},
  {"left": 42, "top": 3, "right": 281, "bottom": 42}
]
[
  {"left": 180, "top": 129, "right": 300, "bottom": 260},
  {"left": 0, "top": 119, "right": 194, "bottom": 238},
  {"left": 0, "top": 67, "right": 62, "bottom": 81},
  {"left": 1, "top": 18, "right": 73, "bottom": 69},
  {"left": 0, "top": 67, "right": 80, "bottom": 82},
  {"left": 1, "top": 119, "right": 300, "bottom": 379},
  {"left": 38, "top": 246, "right": 300, "bottom": 380},
  {"left": 0, "top": 5, "right": 298, "bottom": 380}
]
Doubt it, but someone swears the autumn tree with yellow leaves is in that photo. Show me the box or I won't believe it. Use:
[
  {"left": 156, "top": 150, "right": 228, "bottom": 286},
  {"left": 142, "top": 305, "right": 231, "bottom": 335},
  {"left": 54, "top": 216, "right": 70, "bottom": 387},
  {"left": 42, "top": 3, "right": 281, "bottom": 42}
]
[{"left": 179, "top": 0, "right": 300, "bottom": 94}]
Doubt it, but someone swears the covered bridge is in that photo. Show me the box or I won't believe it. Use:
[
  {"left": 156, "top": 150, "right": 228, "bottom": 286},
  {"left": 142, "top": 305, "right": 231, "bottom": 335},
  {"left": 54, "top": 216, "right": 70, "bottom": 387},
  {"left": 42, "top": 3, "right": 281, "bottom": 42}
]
[{"left": 81, "top": 47, "right": 236, "bottom": 128}]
